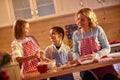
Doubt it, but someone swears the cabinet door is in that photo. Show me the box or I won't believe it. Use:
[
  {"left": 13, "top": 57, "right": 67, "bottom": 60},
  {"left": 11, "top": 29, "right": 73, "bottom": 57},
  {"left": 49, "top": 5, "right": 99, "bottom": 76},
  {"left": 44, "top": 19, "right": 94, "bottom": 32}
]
[
  {"left": 86, "top": 0, "right": 120, "bottom": 9},
  {"left": 0, "top": 0, "right": 12, "bottom": 27},
  {"left": 54, "top": 0, "right": 120, "bottom": 15},
  {"left": 4, "top": 64, "right": 21, "bottom": 80},
  {"left": 54, "top": 0, "right": 81, "bottom": 14}
]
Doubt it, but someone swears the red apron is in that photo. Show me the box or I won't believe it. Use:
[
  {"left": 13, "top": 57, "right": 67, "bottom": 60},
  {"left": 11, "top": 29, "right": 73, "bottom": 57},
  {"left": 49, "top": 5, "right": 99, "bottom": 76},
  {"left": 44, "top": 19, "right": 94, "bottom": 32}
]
[
  {"left": 22, "top": 40, "right": 39, "bottom": 74},
  {"left": 80, "top": 31, "right": 117, "bottom": 79}
]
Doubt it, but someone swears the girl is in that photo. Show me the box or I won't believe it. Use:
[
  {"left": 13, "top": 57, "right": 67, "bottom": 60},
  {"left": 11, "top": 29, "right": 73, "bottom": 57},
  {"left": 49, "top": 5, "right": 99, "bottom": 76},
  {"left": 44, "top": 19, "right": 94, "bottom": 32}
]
[{"left": 11, "top": 19, "right": 50, "bottom": 77}]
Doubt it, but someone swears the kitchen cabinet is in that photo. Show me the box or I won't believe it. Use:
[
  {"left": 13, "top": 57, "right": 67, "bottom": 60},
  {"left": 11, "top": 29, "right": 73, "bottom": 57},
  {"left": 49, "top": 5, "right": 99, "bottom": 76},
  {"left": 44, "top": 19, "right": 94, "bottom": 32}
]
[
  {"left": 10, "top": 0, "right": 55, "bottom": 20},
  {"left": 55, "top": 0, "right": 120, "bottom": 14},
  {"left": 54, "top": 0, "right": 81, "bottom": 14},
  {"left": 4, "top": 63, "right": 21, "bottom": 80},
  {"left": 0, "top": 0, "right": 12, "bottom": 27},
  {"left": 86, "top": 0, "right": 120, "bottom": 9},
  {"left": 10, "top": 0, "right": 119, "bottom": 20},
  {"left": 0, "top": 0, "right": 119, "bottom": 28}
]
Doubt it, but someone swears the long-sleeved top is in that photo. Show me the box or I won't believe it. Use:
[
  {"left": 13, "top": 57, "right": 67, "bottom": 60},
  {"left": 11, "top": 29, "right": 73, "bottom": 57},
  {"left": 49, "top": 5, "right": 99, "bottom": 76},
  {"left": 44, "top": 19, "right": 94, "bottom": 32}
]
[
  {"left": 44, "top": 42, "right": 74, "bottom": 80},
  {"left": 11, "top": 36, "right": 40, "bottom": 74},
  {"left": 11, "top": 37, "right": 40, "bottom": 60},
  {"left": 44, "top": 42, "right": 73, "bottom": 66},
  {"left": 72, "top": 26, "right": 110, "bottom": 58}
]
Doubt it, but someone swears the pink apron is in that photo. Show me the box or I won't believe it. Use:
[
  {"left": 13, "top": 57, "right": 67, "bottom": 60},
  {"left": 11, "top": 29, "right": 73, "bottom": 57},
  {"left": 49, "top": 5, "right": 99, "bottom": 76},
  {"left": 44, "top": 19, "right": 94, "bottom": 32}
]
[
  {"left": 80, "top": 30, "right": 117, "bottom": 79},
  {"left": 22, "top": 40, "right": 39, "bottom": 74}
]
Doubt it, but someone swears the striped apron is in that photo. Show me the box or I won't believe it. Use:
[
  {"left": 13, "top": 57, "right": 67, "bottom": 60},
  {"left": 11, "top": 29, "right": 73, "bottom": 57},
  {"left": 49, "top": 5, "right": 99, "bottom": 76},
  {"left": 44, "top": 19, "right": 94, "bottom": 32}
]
[{"left": 80, "top": 31, "right": 117, "bottom": 79}]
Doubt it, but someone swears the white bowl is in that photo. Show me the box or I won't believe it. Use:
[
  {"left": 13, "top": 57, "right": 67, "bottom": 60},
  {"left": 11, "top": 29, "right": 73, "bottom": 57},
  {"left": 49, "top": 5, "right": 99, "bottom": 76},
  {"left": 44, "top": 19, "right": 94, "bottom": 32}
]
[{"left": 47, "top": 60, "right": 56, "bottom": 69}]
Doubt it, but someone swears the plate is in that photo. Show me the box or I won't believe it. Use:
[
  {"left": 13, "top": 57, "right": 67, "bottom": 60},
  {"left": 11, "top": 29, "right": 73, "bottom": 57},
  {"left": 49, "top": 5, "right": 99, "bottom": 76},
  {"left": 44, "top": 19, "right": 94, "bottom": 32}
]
[
  {"left": 60, "top": 63, "right": 78, "bottom": 69},
  {"left": 108, "top": 52, "right": 120, "bottom": 58},
  {"left": 80, "top": 60, "right": 93, "bottom": 65},
  {"left": 99, "top": 57, "right": 113, "bottom": 62}
]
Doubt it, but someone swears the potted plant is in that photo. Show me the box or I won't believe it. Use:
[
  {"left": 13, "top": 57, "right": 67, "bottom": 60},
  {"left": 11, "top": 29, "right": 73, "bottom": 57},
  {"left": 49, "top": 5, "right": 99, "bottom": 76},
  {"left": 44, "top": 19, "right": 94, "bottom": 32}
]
[{"left": 0, "top": 51, "right": 11, "bottom": 80}]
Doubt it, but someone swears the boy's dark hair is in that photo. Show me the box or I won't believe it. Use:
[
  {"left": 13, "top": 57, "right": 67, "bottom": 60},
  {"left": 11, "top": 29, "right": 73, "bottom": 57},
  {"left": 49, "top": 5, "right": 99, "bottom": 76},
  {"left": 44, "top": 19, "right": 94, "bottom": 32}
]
[{"left": 51, "top": 26, "right": 64, "bottom": 40}]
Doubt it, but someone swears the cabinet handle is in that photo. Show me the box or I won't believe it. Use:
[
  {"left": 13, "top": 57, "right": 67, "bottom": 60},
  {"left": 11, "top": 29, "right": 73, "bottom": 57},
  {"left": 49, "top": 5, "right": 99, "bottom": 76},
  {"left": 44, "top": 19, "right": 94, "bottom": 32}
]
[
  {"left": 35, "top": 9, "right": 38, "bottom": 15},
  {"left": 31, "top": 10, "right": 34, "bottom": 16}
]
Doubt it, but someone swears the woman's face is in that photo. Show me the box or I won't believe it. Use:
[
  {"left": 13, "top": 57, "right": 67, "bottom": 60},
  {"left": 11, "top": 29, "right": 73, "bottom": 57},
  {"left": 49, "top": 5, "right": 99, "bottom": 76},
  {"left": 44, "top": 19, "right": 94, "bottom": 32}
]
[
  {"left": 76, "top": 13, "right": 90, "bottom": 28},
  {"left": 49, "top": 29, "right": 61, "bottom": 43},
  {"left": 22, "top": 23, "right": 30, "bottom": 37}
]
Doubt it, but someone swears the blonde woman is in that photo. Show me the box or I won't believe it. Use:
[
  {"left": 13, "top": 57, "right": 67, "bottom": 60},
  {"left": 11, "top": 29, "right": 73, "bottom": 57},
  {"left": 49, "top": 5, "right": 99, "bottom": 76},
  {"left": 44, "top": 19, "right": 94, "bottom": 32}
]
[{"left": 72, "top": 8, "right": 117, "bottom": 80}]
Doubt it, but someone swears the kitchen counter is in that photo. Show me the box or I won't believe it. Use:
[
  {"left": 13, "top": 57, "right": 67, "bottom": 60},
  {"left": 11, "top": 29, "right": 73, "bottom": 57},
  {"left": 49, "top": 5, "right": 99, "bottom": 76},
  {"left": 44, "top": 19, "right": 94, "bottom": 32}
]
[{"left": 23, "top": 52, "right": 120, "bottom": 80}]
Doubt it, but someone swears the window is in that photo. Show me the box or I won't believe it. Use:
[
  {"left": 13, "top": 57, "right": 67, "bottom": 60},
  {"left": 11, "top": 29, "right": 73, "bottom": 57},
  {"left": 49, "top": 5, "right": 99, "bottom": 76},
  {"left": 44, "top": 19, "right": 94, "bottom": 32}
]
[
  {"left": 12, "top": 0, "right": 55, "bottom": 20},
  {"left": 12, "top": 0, "right": 32, "bottom": 19},
  {"left": 36, "top": 0, "right": 55, "bottom": 16}
]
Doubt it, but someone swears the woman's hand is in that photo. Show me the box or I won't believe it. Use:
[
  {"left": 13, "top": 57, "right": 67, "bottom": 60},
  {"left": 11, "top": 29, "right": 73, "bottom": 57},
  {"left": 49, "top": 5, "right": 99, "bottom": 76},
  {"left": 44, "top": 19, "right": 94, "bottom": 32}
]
[
  {"left": 80, "top": 54, "right": 93, "bottom": 61},
  {"left": 80, "top": 54, "right": 99, "bottom": 64},
  {"left": 92, "top": 53, "right": 100, "bottom": 63}
]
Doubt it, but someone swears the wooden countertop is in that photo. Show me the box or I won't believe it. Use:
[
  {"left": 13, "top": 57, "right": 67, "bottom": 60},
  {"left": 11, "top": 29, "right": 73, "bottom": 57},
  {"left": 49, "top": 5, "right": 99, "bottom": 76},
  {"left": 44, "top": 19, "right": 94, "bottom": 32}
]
[{"left": 23, "top": 54, "right": 120, "bottom": 80}]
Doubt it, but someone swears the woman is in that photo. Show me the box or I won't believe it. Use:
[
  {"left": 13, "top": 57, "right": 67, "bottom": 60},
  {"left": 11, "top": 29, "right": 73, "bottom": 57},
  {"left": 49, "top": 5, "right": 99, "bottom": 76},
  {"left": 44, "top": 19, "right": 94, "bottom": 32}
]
[
  {"left": 72, "top": 8, "right": 117, "bottom": 80},
  {"left": 11, "top": 19, "right": 50, "bottom": 77},
  {"left": 44, "top": 26, "right": 74, "bottom": 80}
]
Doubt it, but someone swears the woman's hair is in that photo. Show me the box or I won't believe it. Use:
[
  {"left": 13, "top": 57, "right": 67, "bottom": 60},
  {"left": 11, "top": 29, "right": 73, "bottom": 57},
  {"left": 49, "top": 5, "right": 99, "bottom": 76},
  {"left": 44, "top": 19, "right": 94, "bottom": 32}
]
[
  {"left": 75, "top": 8, "right": 98, "bottom": 27},
  {"left": 51, "top": 26, "right": 64, "bottom": 40},
  {"left": 13, "top": 19, "right": 28, "bottom": 39}
]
